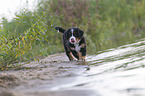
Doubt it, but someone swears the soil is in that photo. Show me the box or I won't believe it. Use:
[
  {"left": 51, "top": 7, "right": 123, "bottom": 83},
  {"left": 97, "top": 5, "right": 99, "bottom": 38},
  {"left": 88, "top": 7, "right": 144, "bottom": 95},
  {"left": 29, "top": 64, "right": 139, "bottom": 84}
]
[{"left": 0, "top": 53, "right": 90, "bottom": 96}]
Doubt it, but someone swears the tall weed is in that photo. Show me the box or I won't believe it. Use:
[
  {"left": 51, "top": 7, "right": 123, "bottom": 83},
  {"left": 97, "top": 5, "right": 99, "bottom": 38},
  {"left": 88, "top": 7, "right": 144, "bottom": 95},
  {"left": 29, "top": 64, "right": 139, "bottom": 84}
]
[{"left": 0, "top": 9, "right": 54, "bottom": 70}]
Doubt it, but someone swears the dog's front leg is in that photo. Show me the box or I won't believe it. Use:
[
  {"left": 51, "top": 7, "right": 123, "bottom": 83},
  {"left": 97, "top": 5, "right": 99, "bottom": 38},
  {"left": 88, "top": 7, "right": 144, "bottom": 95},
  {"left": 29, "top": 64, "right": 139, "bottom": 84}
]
[
  {"left": 80, "top": 48, "right": 86, "bottom": 61},
  {"left": 79, "top": 44, "right": 86, "bottom": 61},
  {"left": 77, "top": 52, "right": 82, "bottom": 60},
  {"left": 66, "top": 52, "right": 75, "bottom": 61},
  {"left": 78, "top": 52, "right": 86, "bottom": 61}
]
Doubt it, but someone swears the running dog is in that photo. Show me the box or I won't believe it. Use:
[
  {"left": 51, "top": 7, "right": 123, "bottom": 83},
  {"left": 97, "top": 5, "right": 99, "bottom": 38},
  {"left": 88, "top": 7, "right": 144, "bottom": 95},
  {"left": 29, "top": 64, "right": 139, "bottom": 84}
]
[{"left": 55, "top": 27, "right": 87, "bottom": 61}]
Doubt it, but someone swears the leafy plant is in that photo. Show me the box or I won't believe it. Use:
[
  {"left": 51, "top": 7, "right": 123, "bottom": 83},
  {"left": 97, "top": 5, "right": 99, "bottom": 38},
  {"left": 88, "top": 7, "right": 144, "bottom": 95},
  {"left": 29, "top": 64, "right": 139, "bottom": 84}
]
[{"left": 0, "top": 9, "right": 53, "bottom": 70}]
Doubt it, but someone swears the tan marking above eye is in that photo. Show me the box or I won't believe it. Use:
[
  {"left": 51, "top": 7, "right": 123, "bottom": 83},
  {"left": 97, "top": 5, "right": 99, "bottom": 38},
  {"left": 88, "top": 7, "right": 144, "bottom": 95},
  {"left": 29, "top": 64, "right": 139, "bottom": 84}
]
[{"left": 73, "top": 32, "right": 75, "bottom": 35}]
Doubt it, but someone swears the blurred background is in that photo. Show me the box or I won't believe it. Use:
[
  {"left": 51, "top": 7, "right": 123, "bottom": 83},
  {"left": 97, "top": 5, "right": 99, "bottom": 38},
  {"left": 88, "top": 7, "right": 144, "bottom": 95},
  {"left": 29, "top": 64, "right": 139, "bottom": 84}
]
[
  {"left": 0, "top": 0, "right": 38, "bottom": 21},
  {"left": 0, "top": 0, "right": 145, "bottom": 67}
]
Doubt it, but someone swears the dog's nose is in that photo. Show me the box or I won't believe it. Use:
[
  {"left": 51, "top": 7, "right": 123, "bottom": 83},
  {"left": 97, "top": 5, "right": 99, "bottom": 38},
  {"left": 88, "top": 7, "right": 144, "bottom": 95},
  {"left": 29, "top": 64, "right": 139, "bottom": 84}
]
[{"left": 71, "top": 38, "right": 75, "bottom": 43}]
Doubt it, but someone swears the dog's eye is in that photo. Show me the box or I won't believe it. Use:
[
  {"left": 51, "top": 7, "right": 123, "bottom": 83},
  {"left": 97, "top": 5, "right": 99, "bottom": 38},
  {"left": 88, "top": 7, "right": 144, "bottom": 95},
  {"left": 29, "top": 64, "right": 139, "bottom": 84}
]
[
  {"left": 69, "top": 32, "right": 71, "bottom": 35},
  {"left": 73, "top": 32, "right": 75, "bottom": 35}
]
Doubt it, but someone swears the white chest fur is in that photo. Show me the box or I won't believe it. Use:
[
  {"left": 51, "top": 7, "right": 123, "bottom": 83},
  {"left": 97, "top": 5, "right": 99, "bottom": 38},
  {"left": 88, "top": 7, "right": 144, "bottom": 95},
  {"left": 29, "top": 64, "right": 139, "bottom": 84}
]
[{"left": 74, "top": 43, "right": 81, "bottom": 52}]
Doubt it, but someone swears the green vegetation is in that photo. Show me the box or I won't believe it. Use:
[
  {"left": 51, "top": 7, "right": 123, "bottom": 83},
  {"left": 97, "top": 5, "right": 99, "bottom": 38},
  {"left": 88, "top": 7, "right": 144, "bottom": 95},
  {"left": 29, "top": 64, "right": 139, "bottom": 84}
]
[{"left": 0, "top": 0, "right": 145, "bottom": 70}]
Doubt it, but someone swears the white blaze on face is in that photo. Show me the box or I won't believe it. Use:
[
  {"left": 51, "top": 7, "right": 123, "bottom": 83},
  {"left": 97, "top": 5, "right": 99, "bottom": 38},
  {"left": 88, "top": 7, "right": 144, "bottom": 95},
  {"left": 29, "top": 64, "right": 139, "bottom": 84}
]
[{"left": 69, "top": 29, "right": 76, "bottom": 44}]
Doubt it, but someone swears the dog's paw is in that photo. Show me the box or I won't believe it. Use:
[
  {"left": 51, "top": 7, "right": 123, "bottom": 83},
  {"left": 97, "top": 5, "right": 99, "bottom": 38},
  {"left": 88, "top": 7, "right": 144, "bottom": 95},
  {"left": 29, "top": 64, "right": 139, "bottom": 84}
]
[
  {"left": 82, "top": 56, "right": 86, "bottom": 61},
  {"left": 78, "top": 59, "right": 86, "bottom": 61},
  {"left": 82, "top": 59, "right": 86, "bottom": 61},
  {"left": 70, "top": 58, "right": 76, "bottom": 61}
]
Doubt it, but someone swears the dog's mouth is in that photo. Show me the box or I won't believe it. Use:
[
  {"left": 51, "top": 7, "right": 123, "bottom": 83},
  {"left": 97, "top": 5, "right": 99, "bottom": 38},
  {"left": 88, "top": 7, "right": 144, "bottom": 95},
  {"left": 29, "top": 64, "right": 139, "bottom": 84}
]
[
  {"left": 69, "top": 38, "right": 76, "bottom": 44},
  {"left": 71, "top": 39, "right": 75, "bottom": 43},
  {"left": 69, "top": 37, "right": 81, "bottom": 44}
]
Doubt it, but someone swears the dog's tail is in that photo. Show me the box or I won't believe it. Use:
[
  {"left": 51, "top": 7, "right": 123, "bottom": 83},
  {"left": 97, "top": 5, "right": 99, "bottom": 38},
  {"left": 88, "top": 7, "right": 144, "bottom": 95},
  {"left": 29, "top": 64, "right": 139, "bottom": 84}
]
[{"left": 55, "top": 27, "right": 66, "bottom": 33}]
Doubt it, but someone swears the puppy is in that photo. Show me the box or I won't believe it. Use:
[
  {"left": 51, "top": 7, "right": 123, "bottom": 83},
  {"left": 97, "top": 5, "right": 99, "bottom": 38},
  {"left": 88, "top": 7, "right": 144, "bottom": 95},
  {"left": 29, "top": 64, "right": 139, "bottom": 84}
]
[{"left": 55, "top": 27, "right": 87, "bottom": 61}]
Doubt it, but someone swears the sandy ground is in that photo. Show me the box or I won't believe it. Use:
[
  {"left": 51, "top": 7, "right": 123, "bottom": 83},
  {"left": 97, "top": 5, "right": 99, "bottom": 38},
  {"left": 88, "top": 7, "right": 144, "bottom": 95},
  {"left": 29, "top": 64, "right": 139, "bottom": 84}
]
[{"left": 0, "top": 53, "right": 92, "bottom": 96}]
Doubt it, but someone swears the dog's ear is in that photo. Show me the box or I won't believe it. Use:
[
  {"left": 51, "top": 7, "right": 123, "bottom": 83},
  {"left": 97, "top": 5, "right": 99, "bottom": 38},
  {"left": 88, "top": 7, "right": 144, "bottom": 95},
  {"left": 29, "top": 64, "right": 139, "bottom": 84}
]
[
  {"left": 78, "top": 28, "right": 84, "bottom": 38},
  {"left": 55, "top": 27, "right": 66, "bottom": 33}
]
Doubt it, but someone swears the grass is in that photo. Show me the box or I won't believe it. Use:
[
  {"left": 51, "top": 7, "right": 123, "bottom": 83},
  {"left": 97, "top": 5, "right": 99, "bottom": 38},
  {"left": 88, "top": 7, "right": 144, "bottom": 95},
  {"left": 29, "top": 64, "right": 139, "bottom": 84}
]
[{"left": 0, "top": 0, "right": 145, "bottom": 70}]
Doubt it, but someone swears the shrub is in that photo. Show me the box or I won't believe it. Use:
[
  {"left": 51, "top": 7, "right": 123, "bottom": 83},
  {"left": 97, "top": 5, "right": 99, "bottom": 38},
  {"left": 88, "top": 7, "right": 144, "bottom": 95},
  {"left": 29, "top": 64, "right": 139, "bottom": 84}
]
[{"left": 0, "top": 10, "right": 53, "bottom": 70}]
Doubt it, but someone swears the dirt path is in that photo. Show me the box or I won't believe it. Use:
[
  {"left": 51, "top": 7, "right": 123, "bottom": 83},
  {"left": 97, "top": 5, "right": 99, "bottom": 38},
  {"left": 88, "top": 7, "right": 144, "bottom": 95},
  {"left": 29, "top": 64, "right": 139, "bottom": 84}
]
[{"left": 0, "top": 53, "right": 91, "bottom": 96}]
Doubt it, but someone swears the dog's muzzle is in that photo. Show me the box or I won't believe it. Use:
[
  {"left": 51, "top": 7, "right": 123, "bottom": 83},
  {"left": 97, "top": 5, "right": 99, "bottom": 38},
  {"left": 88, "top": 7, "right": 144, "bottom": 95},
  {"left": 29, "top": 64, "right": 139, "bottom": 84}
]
[
  {"left": 71, "top": 38, "right": 75, "bottom": 43},
  {"left": 69, "top": 37, "right": 76, "bottom": 44}
]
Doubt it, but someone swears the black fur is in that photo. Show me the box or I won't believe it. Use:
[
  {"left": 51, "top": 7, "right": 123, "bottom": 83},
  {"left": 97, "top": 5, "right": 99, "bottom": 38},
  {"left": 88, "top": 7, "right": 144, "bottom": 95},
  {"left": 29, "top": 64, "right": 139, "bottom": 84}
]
[{"left": 55, "top": 27, "right": 87, "bottom": 61}]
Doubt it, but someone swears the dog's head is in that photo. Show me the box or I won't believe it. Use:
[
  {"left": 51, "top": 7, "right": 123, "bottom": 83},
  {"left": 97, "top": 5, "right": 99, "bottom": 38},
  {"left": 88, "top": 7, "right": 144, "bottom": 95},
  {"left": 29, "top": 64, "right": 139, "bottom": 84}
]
[
  {"left": 67, "top": 27, "right": 84, "bottom": 44},
  {"left": 55, "top": 27, "right": 84, "bottom": 44}
]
